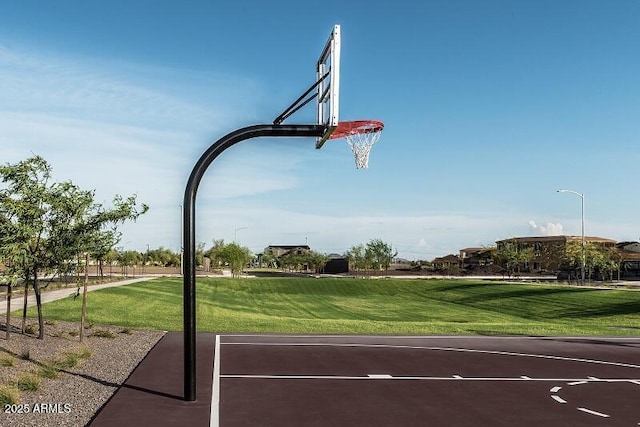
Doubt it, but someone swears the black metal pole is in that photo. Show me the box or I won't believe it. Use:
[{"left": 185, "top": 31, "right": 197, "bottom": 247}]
[{"left": 182, "top": 124, "right": 325, "bottom": 401}]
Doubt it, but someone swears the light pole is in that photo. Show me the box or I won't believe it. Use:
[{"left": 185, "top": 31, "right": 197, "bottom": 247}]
[
  {"left": 557, "top": 189, "right": 585, "bottom": 285},
  {"left": 234, "top": 226, "right": 247, "bottom": 243}
]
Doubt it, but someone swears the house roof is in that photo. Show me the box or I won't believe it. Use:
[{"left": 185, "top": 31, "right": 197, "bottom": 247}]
[
  {"left": 433, "top": 254, "right": 459, "bottom": 263},
  {"left": 496, "top": 235, "right": 616, "bottom": 244},
  {"left": 265, "top": 245, "right": 311, "bottom": 250}
]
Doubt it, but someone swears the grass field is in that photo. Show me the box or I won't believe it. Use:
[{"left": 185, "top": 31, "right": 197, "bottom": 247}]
[{"left": 36, "top": 277, "right": 640, "bottom": 336}]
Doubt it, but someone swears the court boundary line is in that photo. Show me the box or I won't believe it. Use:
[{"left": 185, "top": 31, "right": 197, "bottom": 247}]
[
  {"left": 221, "top": 341, "right": 640, "bottom": 370},
  {"left": 220, "top": 374, "right": 640, "bottom": 382},
  {"left": 210, "top": 334, "right": 221, "bottom": 427},
  {"left": 220, "top": 333, "right": 640, "bottom": 341}
]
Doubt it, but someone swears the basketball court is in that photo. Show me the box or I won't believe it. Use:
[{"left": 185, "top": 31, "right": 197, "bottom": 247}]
[{"left": 90, "top": 333, "right": 640, "bottom": 426}]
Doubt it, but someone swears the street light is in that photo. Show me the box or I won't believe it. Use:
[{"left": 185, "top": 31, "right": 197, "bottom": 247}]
[
  {"left": 234, "top": 226, "right": 247, "bottom": 243},
  {"left": 557, "top": 189, "right": 585, "bottom": 285}
]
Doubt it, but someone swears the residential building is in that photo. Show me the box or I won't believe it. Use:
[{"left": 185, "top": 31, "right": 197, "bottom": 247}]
[
  {"left": 459, "top": 247, "right": 494, "bottom": 269},
  {"left": 432, "top": 254, "right": 460, "bottom": 270},
  {"left": 494, "top": 235, "right": 617, "bottom": 275},
  {"left": 263, "top": 245, "right": 311, "bottom": 258}
]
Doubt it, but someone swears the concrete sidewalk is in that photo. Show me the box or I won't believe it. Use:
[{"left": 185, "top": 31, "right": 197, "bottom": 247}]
[{"left": 0, "top": 276, "right": 156, "bottom": 314}]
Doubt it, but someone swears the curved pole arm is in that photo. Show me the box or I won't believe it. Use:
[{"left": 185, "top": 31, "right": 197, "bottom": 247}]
[{"left": 182, "top": 124, "right": 325, "bottom": 401}]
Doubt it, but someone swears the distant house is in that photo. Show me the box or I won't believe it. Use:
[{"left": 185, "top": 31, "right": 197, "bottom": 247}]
[
  {"left": 459, "top": 247, "right": 494, "bottom": 269},
  {"left": 264, "top": 245, "right": 311, "bottom": 258},
  {"left": 432, "top": 254, "right": 459, "bottom": 270}
]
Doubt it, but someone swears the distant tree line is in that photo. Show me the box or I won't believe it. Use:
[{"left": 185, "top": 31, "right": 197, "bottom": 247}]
[
  {"left": 493, "top": 239, "right": 623, "bottom": 281},
  {"left": 345, "top": 238, "right": 397, "bottom": 278}
]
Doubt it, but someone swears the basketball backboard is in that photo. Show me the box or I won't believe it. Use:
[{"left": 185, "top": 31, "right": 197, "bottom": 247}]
[{"left": 315, "top": 24, "right": 341, "bottom": 148}]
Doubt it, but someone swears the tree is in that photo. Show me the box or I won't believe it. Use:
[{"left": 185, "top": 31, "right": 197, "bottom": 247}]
[
  {"left": 306, "top": 251, "right": 330, "bottom": 274},
  {"left": 493, "top": 241, "right": 534, "bottom": 278},
  {"left": 0, "top": 156, "right": 147, "bottom": 339},
  {"left": 205, "top": 239, "right": 226, "bottom": 270},
  {"left": 365, "top": 239, "right": 397, "bottom": 273},
  {"left": 118, "top": 250, "right": 141, "bottom": 277},
  {"left": 219, "top": 242, "right": 252, "bottom": 278},
  {"left": 562, "top": 241, "right": 622, "bottom": 283},
  {"left": 345, "top": 244, "right": 370, "bottom": 277},
  {"left": 147, "top": 246, "right": 180, "bottom": 267}
]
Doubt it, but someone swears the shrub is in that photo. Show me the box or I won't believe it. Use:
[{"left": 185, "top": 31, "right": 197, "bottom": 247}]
[
  {"left": 16, "top": 373, "right": 40, "bottom": 392},
  {"left": 24, "top": 324, "right": 37, "bottom": 335},
  {"left": 119, "top": 328, "right": 133, "bottom": 335},
  {"left": 54, "top": 347, "right": 92, "bottom": 370},
  {"left": 0, "top": 354, "right": 15, "bottom": 367},
  {"left": 89, "top": 329, "right": 116, "bottom": 339},
  {"left": 38, "top": 364, "right": 60, "bottom": 379},
  {"left": 19, "top": 348, "right": 30, "bottom": 361},
  {"left": 0, "top": 385, "right": 20, "bottom": 406},
  {"left": 78, "top": 347, "right": 92, "bottom": 359},
  {"left": 55, "top": 353, "right": 80, "bottom": 369}
]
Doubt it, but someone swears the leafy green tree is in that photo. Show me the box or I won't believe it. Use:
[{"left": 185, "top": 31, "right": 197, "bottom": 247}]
[
  {"left": 104, "top": 248, "right": 119, "bottom": 276},
  {"left": 563, "top": 241, "right": 622, "bottom": 283},
  {"left": 365, "top": 239, "right": 397, "bottom": 273},
  {"left": 0, "top": 156, "right": 147, "bottom": 339},
  {"left": 118, "top": 250, "right": 141, "bottom": 276},
  {"left": 147, "top": 246, "right": 180, "bottom": 267},
  {"left": 306, "top": 251, "right": 330, "bottom": 274},
  {"left": 261, "top": 252, "right": 277, "bottom": 268},
  {"left": 345, "top": 244, "right": 370, "bottom": 277},
  {"left": 219, "top": 242, "right": 252, "bottom": 278},
  {"left": 196, "top": 242, "right": 206, "bottom": 268},
  {"left": 205, "top": 239, "right": 226, "bottom": 269},
  {"left": 493, "top": 241, "right": 534, "bottom": 278}
]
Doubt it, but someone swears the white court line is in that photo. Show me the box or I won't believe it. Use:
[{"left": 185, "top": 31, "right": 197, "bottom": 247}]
[
  {"left": 221, "top": 374, "right": 639, "bottom": 382},
  {"left": 577, "top": 407, "right": 609, "bottom": 418},
  {"left": 220, "top": 334, "right": 640, "bottom": 341},
  {"left": 551, "top": 395, "right": 566, "bottom": 404},
  {"left": 222, "top": 341, "right": 640, "bottom": 370},
  {"left": 367, "top": 374, "right": 393, "bottom": 379},
  {"left": 210, "top": 334, "right": 221, "bottom": 427},
  {"left": 550, "top": 386, "right": 562, "bottom": 393}
]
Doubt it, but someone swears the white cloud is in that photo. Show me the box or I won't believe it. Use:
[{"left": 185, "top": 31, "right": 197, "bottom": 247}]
[{"left": 528, "top": 220, "right": 564, "bottom": 236}]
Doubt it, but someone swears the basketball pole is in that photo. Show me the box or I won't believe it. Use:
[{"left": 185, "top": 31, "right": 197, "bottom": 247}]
[{"left": 182, "top": 124, "right": 325, "bottom": 402}]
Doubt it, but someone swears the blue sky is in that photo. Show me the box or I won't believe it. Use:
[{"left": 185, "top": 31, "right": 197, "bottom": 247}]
[{"left": 1, "top": 0, "right": 639, "bottom": 260}]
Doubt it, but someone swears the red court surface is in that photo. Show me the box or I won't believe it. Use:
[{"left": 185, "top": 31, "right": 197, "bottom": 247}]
[{"left": 91, "top": 333, "right": 640, "bottom": 426}]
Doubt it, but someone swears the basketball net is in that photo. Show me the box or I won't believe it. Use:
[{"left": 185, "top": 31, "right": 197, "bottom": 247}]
[
  {"left": 346, "top": 130, "right": 382, "bottom": 169},
  {"left": 328, "top": 120, "right": 384, "bottom": 169}
]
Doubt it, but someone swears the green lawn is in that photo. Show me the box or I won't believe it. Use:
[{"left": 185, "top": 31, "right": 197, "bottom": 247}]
[{"left": 35, "top": 277, "right": 640, "bottom": 336}]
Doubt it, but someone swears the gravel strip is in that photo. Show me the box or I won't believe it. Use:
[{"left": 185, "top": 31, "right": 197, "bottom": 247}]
[{"left": 0, "top": 321, "right": 165, "bottom": 427}]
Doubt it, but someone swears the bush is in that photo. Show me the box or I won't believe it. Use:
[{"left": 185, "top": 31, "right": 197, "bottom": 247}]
[
  {"left": 89, "top": 329, "right": 116, "bottom": 339},
  {"left": 0, "top": 354, "right": 15, "bottom": 367},
  {"left": 16, "top": 373, "right": 40, "bottom": 392},
  {"left": 38, "top": 364, "right": 60, "bottom": 379},
  {"left": 24, "top": 324, "right": 38, "bottom": 335},
  {"left": 54, "top": 347, "right": 92, "bottom": 370},
  {"left": 0, "top": 385, "right": 20, "bottom": 406}
]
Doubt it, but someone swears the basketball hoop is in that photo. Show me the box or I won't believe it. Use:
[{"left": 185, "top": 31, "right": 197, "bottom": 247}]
[{"left": 329, "top": 120, "right": 384, "bottom": 169}]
